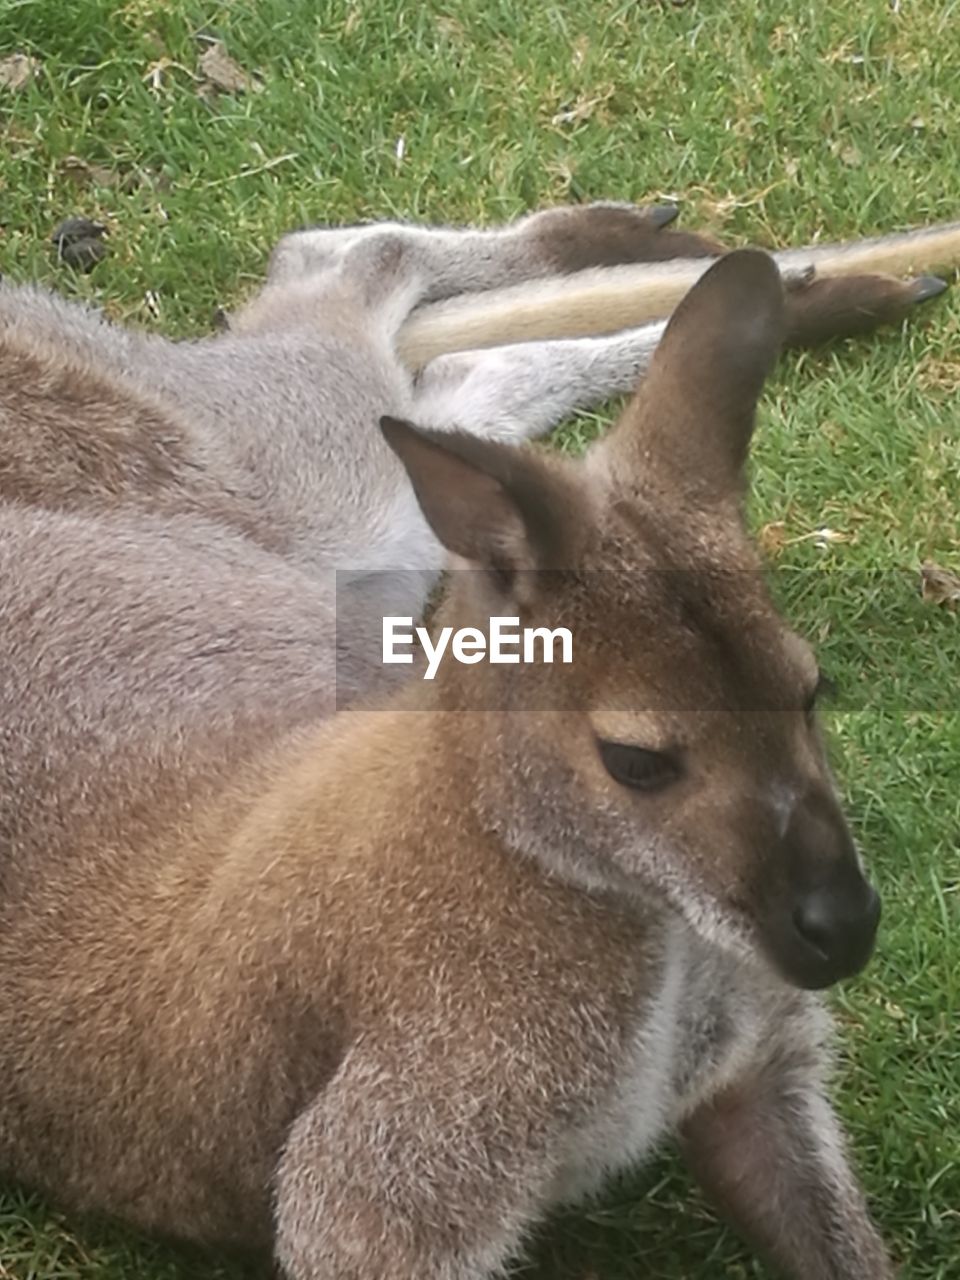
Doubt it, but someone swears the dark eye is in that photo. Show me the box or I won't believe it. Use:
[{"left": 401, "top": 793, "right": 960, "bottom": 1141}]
[
  {"left": 597, "top": 740, "right": 681, "bottom": 792},
  {"left": 804, "top": 672, "right": 837, "bottom": 721}
]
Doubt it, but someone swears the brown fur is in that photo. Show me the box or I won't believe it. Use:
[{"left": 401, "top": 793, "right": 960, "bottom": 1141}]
[
  {"left": 398, "top": 217, "right": 960, "bottom": 365},
  {"left": 0, "top": 244, "right": 897, "bottom": 1280}
]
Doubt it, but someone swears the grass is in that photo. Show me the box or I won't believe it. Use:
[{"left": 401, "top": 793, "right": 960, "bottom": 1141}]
[{"left": 1, "top": 0, "right": 958, "bottom": 1276}]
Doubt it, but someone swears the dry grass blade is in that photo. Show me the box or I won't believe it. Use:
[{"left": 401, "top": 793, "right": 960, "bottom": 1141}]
[
  {"left": 920, "top": 560, "right": 960, "bottom": 607},
  {"left": 59, "top": 155, "right": 119, "bottom": 189},
  {"left": 197, "top": 40, "right": 262, "bottom": 95},
  {"left": 0, "top": 53, "right": 40, "bottom": 92}
]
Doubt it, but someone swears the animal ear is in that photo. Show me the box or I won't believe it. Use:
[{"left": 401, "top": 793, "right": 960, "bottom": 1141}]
[
  {"left": 607, "top": 249, "right": 785, "bottom": 499},
  {"left": 379, "top": 417, "right": 581, "bottom": 585}
]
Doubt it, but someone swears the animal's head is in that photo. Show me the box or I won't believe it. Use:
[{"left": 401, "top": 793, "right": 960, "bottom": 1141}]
[{"left": 381, "top": 250, "right": 880, "bottom": 991}]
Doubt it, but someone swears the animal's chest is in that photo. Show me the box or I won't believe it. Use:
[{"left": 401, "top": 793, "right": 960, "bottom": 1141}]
[{"left": 551, "top": 929, "right": 763, "bottom": 1207}]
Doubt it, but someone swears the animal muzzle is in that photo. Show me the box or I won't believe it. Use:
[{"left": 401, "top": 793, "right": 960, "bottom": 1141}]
[
  {"left": 762, "top": 790, "right": 882, "bottom": 990},
  {"left": 785, "top": 868, "right": 882, "bottom": 989}
]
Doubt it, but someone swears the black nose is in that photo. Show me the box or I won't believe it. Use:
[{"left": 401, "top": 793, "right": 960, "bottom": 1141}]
[{"left": 792, "top": 880, "right": 881, "bottom": 980}]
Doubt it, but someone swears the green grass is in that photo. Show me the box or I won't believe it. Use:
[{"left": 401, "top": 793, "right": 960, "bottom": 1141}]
[{"left": 1, "top": 0, "right": 959, "bottom": 1277}]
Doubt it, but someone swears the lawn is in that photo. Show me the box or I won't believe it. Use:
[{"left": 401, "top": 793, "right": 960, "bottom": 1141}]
[{"left": 1, "top": 0, "right": 958, "bottom": 1277}]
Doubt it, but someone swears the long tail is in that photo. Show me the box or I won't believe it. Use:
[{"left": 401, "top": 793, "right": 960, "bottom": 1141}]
[{"left": 397, "top": 220, "right": 960, "bottom": 369}]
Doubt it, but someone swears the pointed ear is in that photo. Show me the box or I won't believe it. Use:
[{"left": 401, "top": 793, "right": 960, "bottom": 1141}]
[
  {"left": 607, "top": 249, "right": 785, "bottom": 499},
  {"left": 379, "top": 417, "right": 582, "bottom": 584}
]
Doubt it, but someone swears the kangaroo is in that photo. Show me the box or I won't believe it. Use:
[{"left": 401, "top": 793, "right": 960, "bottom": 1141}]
[
  {"left": 2, "top": 202, "right": 957, "bottom": 663},
  {"left": 0, "top": 231, "right": 909, "bottom": 1278}
]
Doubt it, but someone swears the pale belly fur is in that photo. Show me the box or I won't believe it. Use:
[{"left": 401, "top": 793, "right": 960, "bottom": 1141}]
[{"left": 550, "top": 918, "right": 785, "bottom": 1207}]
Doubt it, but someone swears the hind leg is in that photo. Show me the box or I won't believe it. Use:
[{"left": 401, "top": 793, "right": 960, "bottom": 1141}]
[
  {"left": 411, "top": 264, "right": 949, "bottom": 443},
  {"left": 413, "top": 322, "right": 667, "bottom": 441},
  {"left": 784, "top": 267, "right": 947, "bottom": 346},
  {"left": 233, "top": 203, "right": 723, "bottom": 339},
  {"left": 263, "top": 202, "right": 723, "bottom": 294},
  {"left": 409, "top": 266, "right": 950, "bottom": 443}
]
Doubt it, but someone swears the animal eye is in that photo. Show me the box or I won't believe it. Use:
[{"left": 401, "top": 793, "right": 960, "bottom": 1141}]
[{"left": 597, "top": 740, "right": 681, "bottom": 793}]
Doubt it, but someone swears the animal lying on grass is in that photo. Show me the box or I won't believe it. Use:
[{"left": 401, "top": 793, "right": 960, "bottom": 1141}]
[
  {"left": 0, "top": 204, "right": 958, "bottom": 1279},
  {"left": 2, "top": 203, "right": 957, "bottom": 655}
]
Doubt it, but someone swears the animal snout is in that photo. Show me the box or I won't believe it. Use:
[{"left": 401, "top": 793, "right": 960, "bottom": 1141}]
[
  {"left": 791, "top": 874, "right": 881, "bottom": 983},
  {"left": 765, "top": 786, "right": 882, "bottom": 990}
]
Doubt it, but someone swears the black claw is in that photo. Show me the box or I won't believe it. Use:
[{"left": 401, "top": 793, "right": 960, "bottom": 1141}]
[
  {"left": 648, "top": 203, "right": 680, "bottom": 229},
  {"left": 909, "top": 274, "right": 949, "bottom": 304}
]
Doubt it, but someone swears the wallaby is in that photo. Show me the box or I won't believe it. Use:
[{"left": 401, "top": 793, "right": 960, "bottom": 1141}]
[
  {"left": 2, "top": 201, "right": 958, "bottom": 659},
  {"left": 0, "top": 213, "right": 923, "bottom": 1277}
]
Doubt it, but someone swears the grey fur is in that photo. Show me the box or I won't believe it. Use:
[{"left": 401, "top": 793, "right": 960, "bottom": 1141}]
[{"left": 0, "top": 209, "right": 907, "bottom": 1279}]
